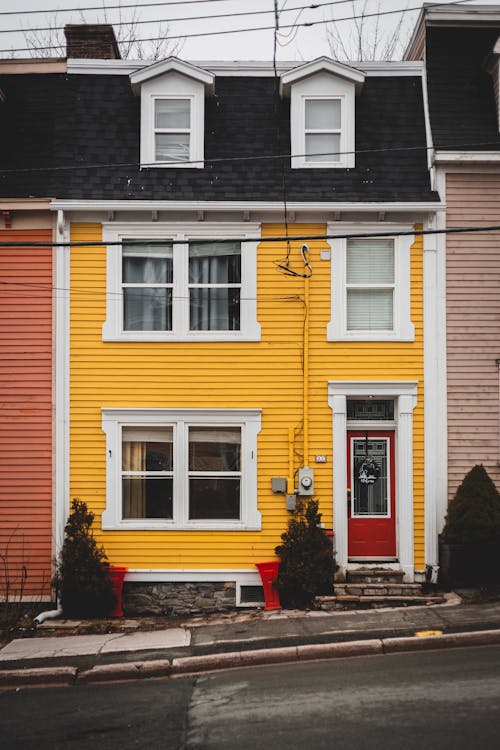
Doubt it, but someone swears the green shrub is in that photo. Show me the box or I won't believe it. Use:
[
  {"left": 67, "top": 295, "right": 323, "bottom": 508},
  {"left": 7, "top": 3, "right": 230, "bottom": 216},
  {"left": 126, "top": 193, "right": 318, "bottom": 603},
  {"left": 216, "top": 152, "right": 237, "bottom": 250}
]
[
  {"left": 275, "top": 498, "right": 335, "bottom": 609},
  {"left": 442, "top": 465, "right": 500, "bottom": 546},
  {"left": 53, "top": 499, "right": 116, "bottom": 618}
]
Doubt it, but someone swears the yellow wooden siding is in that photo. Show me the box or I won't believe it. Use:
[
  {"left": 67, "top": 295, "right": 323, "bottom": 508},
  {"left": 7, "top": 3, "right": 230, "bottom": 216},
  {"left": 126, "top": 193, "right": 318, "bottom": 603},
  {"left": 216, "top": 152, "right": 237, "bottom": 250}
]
[{"left": 69, "top": 222, "right": 424, "bottom": 571}]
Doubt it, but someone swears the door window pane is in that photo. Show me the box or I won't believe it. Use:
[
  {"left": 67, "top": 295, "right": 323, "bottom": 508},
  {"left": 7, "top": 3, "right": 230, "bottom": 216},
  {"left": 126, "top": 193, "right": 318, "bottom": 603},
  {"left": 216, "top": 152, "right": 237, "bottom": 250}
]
[{"left": 353, "top": 439, "right": 388, "bottom": 516}]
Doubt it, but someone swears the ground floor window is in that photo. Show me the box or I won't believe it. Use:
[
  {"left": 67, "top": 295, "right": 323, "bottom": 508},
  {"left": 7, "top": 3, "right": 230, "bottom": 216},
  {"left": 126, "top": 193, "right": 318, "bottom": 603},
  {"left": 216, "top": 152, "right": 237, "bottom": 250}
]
[{"left": 102, "top": 408, "right": 261, "bottom": 530}]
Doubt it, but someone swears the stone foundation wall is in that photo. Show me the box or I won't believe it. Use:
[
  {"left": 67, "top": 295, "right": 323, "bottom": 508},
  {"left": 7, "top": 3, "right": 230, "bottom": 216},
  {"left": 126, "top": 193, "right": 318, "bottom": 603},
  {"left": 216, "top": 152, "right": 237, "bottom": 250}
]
[{"left": 122, "top": 581, "right": 237, "bottom": 616}]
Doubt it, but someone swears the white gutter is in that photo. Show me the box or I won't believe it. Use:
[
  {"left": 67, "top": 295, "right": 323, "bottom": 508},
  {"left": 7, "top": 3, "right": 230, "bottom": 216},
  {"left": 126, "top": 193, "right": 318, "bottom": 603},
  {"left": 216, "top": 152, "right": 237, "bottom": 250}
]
[
  {"left": 50, "top": 199, "right": 444, "bottom": 213},
  {"left": 434, "top": 151, "right": 500, "bottom": 163}
]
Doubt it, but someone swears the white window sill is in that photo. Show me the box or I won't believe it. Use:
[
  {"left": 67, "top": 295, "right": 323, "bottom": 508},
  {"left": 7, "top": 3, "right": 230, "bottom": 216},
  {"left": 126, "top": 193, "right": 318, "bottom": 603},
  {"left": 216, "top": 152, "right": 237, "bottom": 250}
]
[
  {"left": 140, "top": 161, "right": 204, "bottom": 169},
  {"left": 102, "top": 326, "right": 262, "bottom": 343},
  {"left": 327, "top": 323, "right": 415, "bottom": 343},
  {"left": 101, "top": 521, "right": 262, "bottom": 531}
]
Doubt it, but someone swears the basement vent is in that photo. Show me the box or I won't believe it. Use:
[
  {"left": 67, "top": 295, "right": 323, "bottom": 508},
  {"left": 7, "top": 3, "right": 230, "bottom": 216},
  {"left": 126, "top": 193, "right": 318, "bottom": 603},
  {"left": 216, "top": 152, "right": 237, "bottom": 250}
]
[{"left": 238, "top": 585, "right": 265, "bottom": 606}]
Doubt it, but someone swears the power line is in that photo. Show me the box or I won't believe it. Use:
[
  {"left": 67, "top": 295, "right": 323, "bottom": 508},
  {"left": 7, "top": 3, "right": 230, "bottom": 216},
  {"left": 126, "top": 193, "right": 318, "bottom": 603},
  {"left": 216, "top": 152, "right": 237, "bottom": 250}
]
[
  {"left": 0, "top": 0, "right": 237, "bottom": 17},
  {"left": 3, "top": 223, "right": 500, "bottom": 251},
  {"left": 0, "top": 0, "right": 476, "bottom": 55},
  {"left": 1, "top": 139, "right": 499, "bottom": 176},
  {"left": 0, "top": 1, "right": 351, "bottom": 35}
]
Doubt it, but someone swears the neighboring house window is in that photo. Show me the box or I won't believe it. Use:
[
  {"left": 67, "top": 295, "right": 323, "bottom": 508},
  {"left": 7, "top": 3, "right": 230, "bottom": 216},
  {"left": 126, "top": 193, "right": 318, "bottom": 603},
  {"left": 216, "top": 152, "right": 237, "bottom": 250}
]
[
  {"left": 304, "top": 98, "right": 341, "bottom": 163},
  {"left": 103, "top": 223, "right": 261, "bottom": 342},
  {"left": 102, "top": 408, "right": 262, "bottom": 531},
  {"left": 154, "top": 97, "right": 192, "bottom": 163},
  {"left": 327, "top": 226, "right": 415, "bottom": 342}
]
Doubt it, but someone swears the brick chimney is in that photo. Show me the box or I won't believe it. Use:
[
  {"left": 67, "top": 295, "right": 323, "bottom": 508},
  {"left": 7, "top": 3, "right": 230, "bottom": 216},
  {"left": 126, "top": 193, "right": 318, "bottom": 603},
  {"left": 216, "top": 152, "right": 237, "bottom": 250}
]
[{"left": 64, "top": 24, "right": 121, "bottom": 60}]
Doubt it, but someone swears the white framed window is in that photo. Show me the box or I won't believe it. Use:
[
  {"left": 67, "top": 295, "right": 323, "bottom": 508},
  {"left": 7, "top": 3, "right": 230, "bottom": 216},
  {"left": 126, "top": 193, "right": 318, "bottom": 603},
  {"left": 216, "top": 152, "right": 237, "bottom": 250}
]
[
  {"left": 327, "top": 225, "right": 415, "bottom": 342},
  {"left": 102, "top": 408, "right": 262, "bottom": 531},
  {"left": 132, "top": 65, "right": 210, "bottom": 168},
  {"left": 103, "top": 223, "right": 261, "bottom": 342},
  {"left": 153, "top": 97, "right": 192, "bottom": 163},
  {"left": 304, "top": 97, "right": 342, "bottom": 164},
  {"left": 289, "top": 71, "right": 355, "bottom": 170}
]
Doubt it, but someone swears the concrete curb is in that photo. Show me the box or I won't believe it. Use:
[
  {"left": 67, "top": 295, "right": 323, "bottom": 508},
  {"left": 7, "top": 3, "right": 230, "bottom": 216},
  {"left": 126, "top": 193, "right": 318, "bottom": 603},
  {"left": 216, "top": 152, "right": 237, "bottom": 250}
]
[
  {"left": 2, "top": 629, "right": 500, "bottom": 688},
  {"left": 0, "top": 666, "right": 77, "bottom": 689},
  {"left": 77, "top": 659, "right": 171, "bottom": 684}
]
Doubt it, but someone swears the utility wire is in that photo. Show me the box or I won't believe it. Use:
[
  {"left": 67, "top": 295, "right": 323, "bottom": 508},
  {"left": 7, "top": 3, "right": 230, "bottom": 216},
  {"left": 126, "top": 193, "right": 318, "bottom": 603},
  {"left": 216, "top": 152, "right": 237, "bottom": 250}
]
[
  {"left": 3, "top": 140, "right": 500, "bottom": 176},
  {"left": 2, "top": 223, "right": 500, "bottom": 250},
  {"left": 0, "top": 1, "right": 357, "bottom": 34},
  {"left": 0, "top": 0, "right": 476, "bottom": 55}
]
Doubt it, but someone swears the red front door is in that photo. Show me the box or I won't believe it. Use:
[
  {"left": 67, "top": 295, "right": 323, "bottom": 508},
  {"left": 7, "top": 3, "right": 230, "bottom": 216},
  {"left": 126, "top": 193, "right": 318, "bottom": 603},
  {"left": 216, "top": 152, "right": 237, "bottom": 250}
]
[{"left": 347, "top": 431, "right": 396, "bottom": 558}]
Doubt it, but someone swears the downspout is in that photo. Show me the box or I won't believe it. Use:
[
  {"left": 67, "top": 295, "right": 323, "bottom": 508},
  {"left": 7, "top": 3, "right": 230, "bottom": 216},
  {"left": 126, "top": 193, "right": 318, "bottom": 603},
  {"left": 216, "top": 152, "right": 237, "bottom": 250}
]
[
  {"left": 287, "top": 426, "right": 294, "bottom": 495},
  {"left": 303, "top": 274, "right": 310, "bottom": 466}
]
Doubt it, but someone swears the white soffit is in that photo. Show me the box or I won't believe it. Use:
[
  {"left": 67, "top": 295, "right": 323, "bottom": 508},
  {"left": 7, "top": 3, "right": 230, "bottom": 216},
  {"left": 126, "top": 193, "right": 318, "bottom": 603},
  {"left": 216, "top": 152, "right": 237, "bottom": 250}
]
[
  {"left": 130, "top": 56, "right": 215, "bottom": 95},
  {"left": 280, "top": 56, "right": 366, "bottom": 97}
]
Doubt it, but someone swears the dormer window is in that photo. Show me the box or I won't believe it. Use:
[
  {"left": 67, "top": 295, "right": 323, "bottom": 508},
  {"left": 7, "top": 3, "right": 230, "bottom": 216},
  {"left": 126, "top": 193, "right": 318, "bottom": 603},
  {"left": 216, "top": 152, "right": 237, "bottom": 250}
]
[
  {"left": 304, "top": 97, "right": 342, "bottom": 163},
  {"left": 154, "top": 97, "right": 192, "bottom": 163},
  {"left": 280, "top": 57, "right": 364, "bottom": 170},
  {"left": 130, "top": 58, "right": 214, "bottom": 169}
]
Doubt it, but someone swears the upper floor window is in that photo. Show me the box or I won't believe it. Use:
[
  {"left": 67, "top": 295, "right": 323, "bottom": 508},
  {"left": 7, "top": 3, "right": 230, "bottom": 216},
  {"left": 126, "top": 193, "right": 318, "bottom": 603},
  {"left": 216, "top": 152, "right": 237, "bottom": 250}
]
[
  {"left": 327, "top": 225, "right": 415, "bottom": 342},
  {"left": 304, "top": 98, "right": 342, "bottom": 163},
  {"left": 154, "top": 97, "right": 192, "bottom": 163},
  {"left": 281, "top": 59, "right": 363, "bottom": 170},
  {"left": 103, "top": 223, "right": 261, "bottom": 342},
  {"left": 130, "top": 59, "right": 214, "bottom": 169}
]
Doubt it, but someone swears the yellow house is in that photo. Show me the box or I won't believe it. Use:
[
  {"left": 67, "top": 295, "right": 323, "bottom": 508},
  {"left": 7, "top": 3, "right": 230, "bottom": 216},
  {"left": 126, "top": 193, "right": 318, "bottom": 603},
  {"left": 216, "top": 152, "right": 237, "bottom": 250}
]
[{"left": 48, "top": 49, "right": 443, "bottom": 613}]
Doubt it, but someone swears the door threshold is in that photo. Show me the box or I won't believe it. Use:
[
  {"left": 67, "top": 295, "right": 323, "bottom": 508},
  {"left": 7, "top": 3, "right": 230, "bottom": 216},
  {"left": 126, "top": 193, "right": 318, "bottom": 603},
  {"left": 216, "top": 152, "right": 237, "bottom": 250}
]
[{"left": 348, "top": 558, "right": 399, "bottom": 564}]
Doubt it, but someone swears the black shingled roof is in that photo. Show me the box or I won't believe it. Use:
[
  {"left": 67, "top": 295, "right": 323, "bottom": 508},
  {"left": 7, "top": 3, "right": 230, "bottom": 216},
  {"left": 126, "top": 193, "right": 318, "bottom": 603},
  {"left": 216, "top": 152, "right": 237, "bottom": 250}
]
[
  {"left": 426, "top": 26, "right": 500, "bottom": 151},
  {"left": 0, "top": 70, "right": 437, "bottom": 203}
]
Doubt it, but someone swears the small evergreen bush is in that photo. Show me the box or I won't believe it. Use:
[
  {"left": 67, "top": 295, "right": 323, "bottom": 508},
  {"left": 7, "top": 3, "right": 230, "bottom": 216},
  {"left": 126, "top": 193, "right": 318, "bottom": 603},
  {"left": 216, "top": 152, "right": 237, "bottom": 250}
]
[
  {"left": 441, "top": 465, "right": 500, "bottom": 546},
  {"left": 275, "top": 498, "right": 335, "bottom": 609},
  {"left": 53, "top": 499, "right": 116, "bottom": 618}
]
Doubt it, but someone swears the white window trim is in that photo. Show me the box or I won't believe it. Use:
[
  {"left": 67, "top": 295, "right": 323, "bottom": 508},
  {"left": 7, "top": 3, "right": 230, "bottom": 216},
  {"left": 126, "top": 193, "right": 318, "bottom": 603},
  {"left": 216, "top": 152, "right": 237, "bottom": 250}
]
[
  {"left": 327, "top": 224, "right": 415, "bottom": 342},
  {"left": 328, "top": 381, "right": 418, "bottom": 582},
  {"left": 102, "top": 222, "right": 261, "bottom": 342},
  {"left": 301, "top": 94, "right": 345, "bottom": 168},
  {"left": 290, "top": 77, "right": 355, "bottom": 170},
  {"left": 151, "top": 95, "right": 195, "bottom": 166},
  {"left": 102, "top": 408, "right": 262, "bottom": 531},
  {"left": 139, "top": 80, "right": 205, "bottom": 169}
]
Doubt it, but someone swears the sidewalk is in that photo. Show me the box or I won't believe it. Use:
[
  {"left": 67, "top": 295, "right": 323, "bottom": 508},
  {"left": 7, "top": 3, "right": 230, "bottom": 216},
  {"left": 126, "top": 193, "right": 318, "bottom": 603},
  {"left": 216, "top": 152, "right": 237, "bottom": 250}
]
[{"left": 2, "top": 593, "right": 500, "bottom": 688}]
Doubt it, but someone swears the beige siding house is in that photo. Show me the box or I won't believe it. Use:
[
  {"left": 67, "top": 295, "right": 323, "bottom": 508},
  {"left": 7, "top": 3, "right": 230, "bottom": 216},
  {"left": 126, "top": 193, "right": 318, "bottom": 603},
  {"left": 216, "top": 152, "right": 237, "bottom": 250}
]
[{"left": 407, "top": 5, "right": 500, "bottom": 575}]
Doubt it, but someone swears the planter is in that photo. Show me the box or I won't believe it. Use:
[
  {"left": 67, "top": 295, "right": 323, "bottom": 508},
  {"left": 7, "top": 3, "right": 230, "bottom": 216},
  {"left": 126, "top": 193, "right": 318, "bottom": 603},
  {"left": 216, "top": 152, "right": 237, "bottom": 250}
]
[
  {"left": 439, "top": 537, "right": 500, "bottom": 587},
  {"left": 255, "top": 561, "right": 281, "bottom": 611},
  {"left": 106, "top": 565, "right": 128, "bottom": 617}
]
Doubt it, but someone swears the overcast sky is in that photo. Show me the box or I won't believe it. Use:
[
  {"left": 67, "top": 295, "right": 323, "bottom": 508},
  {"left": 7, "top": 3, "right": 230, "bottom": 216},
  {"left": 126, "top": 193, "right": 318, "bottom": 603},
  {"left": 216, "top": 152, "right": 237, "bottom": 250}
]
[{"left": 1, "top": 0, "right": 498, "bottom": 61}]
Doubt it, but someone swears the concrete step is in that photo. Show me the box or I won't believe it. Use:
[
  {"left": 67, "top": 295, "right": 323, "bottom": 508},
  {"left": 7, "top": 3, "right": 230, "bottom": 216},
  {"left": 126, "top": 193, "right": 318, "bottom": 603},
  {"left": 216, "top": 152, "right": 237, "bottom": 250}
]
[
  {"left": 334, "top": 583, "right": 424, "bottom": 597},
  {"left": 316, "top": 594, "right": 446, "bottom": 611},
  {"left": 346, "top": 568, "right": 405, "bottom": 584}
]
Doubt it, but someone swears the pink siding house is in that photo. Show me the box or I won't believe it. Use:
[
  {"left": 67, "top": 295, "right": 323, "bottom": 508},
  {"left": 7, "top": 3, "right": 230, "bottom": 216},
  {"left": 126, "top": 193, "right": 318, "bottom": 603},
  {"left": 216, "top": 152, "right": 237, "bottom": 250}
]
[{"left": 0, "top": 216, "right": 53, "bottom": 600}]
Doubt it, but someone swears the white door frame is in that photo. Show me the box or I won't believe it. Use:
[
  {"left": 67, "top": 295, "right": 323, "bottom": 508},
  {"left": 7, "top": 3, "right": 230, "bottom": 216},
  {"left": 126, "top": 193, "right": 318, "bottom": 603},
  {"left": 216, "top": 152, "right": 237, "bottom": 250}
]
[{"left": 328, "top": 381, "right": 418, "bottom": 582}]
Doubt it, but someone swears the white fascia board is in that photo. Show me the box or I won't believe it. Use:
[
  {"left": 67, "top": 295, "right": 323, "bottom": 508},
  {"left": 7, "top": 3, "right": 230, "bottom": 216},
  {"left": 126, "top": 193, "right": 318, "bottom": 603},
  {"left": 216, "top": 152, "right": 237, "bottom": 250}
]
[
  {"left": 434, "top": 151, "right": 500, "bottom": 163},
  {"left": 67, "top": 58, "right": 422, "bottom": 78},
  {"left": 425, "top": 6, "right": 500, "bottom": 25},
  {"left": 130, "top": 57, "right": 214, "bottom": 95},
  {"left": 280, "top": 56, "right": 365, "bottom": 97},
  {"left": 50, "top": 199, "right": 444, "bottom": 213}
]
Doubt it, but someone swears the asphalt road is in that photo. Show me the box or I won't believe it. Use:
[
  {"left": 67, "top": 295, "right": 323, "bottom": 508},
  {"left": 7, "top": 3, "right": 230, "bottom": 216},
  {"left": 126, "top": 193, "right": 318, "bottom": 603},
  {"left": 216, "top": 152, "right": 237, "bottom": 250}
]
[{"left": 1, "top": 645, "right": 500, "bottom": 749}]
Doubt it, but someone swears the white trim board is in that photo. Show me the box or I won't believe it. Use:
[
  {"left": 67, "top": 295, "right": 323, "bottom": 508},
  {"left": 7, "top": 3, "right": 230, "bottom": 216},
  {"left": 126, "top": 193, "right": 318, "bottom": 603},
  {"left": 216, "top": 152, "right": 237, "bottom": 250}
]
[{"left": 328, "top": 381, "right": 418, "bottom": 582}]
